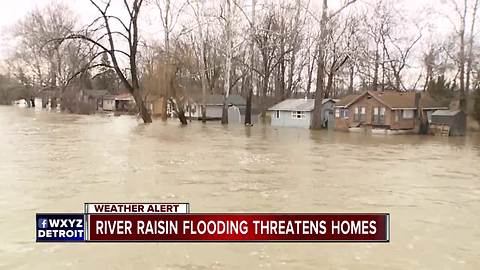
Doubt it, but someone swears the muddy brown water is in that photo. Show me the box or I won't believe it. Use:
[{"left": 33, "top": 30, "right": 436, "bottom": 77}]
[{"left": 1, "top": 106, "right": 479, "bottom": 269}]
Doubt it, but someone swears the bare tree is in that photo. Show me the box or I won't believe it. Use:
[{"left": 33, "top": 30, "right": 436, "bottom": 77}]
[
  {"left": 446, "top": 0, "right": 480, "bottom": 111},
  {"left": 382, "top": 31, "right": 422, "bottom": 90},
  {"left": 189, "top": 0, "right": 209, "bottom": 122},
  {"left": 241, "top": 0, "right": 255, "bottom": 125},
  {"left": 9, "top": 2, "right": 77, "bottom": 88},
  {"left": 466, "top": 0, "right": 480, "bottom": 97},
  {"left": 55, "top": 0, "right": 153, "bottom": 123},
  {"left": 154, "top": 0, "right": 187, "bottom": 120},
  {"left": 221, "top": 0, "right": 234, "bottom": 124},
  {"left": 311, "top": 0, "right": 357, "bottom": 129}
]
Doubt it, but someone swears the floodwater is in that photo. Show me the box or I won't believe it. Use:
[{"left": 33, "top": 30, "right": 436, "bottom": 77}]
[{"left": 0, "top": 105, "right": 480, "bottom": 270}]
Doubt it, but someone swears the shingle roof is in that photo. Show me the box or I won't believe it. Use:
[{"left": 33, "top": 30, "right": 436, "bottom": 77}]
[
  {"left": 335, "top": 91, "right": 447, "bottom": 109},
  {"left": 335, "top": 94, "right": 359, "bottom": 107},
  {"left": 84, "top": 89, "right": 110, "bottom": 98},
  {"left": 268, "top": 98, "right": 335, "bottom": 111},
  {"left": 268, "top": 99, "right": 313, "bottom": 111},
  {"left": 432, "top": 110, "right": 462, "bottom": 116}
]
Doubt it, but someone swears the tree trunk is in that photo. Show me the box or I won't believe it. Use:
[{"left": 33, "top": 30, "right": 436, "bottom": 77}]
[
  {"left": 311, "top": 0, "right": 328, "bottom": 130},
  {"left": 132, "top": 89, "right": 153, "bottom": 123},
  {"left": 245, "top": 0, "right": 256, "bottom": 126},
  {"left": 195, "top": 0, "right": 208, "bottom": 123},
  {"left": 348, "top": 65, "right": 354, "bottom": 94},
  {"left": 261, "top": 72, "right": 269, "bottom": 119},
  {"left": 306, "top": 49, "right": 315, "bottom": 98},
  {"left": 373, "top": 41, "right": 379, "bottom": 90},
  {"left": 245, "top": 86, "right": 252, "bottom": 125},
  {"left": 177, "top": 108, "right": 188, "bottom": 125},
  {"left": 459, "top": 19, "right": 466, "bottom": 112},
  {"left": 325, "top": 71, "right": 334, "bottom": 98},
  {"left": 221, "top": 0, "right": 233, "bottom": 125},
  {"left": 161, "top": 0, "right": 171, "bottom": 121},
  {"left": 466, "top": 0, "right": 479, "bottom": 100}
]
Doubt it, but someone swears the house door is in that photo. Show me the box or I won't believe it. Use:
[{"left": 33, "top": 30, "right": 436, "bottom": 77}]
[{"left": 327, "top": 111, "right": 335, "bottom": 129}]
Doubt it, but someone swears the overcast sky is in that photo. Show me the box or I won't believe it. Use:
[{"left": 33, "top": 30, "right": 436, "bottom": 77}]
[{"left": 0, "top": 0, "right": 466, "bottom": 83}]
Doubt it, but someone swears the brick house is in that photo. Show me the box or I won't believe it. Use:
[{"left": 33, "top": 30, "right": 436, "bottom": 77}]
[{"left": 334, "top": 90, "right": 448, "bottom": 132}]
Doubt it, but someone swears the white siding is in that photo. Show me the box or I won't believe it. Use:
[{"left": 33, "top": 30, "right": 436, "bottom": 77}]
[
  {"left": 34, "top": 98, "right": 43, "bottom": 110},
  {"left": 270, "top": 111, "right": 312, "bottom": 128},
  {"left": 103, "top": 100, "right": 115, "bottom": 111}
]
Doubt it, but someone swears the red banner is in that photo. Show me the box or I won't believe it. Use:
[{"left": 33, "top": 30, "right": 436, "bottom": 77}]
[{"left": 88, "top": 214, "right": 389, "bottom": 242}]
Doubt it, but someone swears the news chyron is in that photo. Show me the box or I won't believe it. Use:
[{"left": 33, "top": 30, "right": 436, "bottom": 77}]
[{"left": 36, "top": 203, "right": 389, "bottom": 243}]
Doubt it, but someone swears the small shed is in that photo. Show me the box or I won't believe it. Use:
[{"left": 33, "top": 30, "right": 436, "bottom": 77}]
[
  {"left": 82, "top": 89, "right": 110, "bottom": 110},
  {"left": 228, "top": 105, "right": 260, "bottom": 124},
  {"left": 115, "top": 93, "right": 135, "bottom": 112},
  {"left": 430, "top": 110, "right": 466, "bottom": 136},
  {"left": 188, "top": 95, "right": 247, "bottom": 120},
  {"left": 103, "top": 95, "right": 116, "bottom": 111}
]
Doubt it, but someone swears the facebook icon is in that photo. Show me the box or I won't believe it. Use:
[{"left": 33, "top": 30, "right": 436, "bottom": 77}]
[{"left": 38, "top": 218, "right": 48, "bottom": 229}]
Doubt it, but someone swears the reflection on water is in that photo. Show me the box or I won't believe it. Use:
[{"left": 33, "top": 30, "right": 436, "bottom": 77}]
[{"left": 0, "top": 106, "right": 479, "bottom": 269}]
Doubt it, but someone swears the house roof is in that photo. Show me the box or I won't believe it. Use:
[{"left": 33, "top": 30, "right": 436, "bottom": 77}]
[
  {"left": 334, "top": 94, "right": 359, "bottom": 107},
  {"left": 115, "top": 93, "right": 134, "bottom": 101},
  {"left": 103, "top": 95, "right": 116, "bottom": 100},
  {"left": 432, "top": 110, "right": 463, "bottom": 116},
  {"left": 267, "top": 98, "right": 335, "bottom": 112},
  {"left": 195, "top": 95, "right": 246, "bottom": 106},
  {"left": 83, "top": 89, "right": 110, "bottom": 98},
  {"left": 335, "top": 90, "right": 448, "bottom": 110}
]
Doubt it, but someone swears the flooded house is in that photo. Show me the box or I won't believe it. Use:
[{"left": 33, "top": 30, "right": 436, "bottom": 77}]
[
  {"left": 186, "top": 95, "right": 247, "bottom": 120},
  {"left": 334, "top": 90, "right": 448, "bottom": 133},
  {"left": 102, "top": 92, "right": 135, "bottom": 112},
  {"left": 102, "top": 95, "right": 116, "bottom": 111},
  {"left": 268, "top": 98, "right": 336, "bottom": 129},
  {"left": 40, "top": 88, "right": 62, "bottom": 110},
  {"left": 81, "top": 89, "right": 110, "bottom": 111},
  {"left": 32, "top": 87, "right": 62, "bottom": 110}
]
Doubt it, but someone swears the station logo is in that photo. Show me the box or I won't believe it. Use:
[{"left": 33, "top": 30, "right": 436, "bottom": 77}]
[{"left": 36, "top": 214, "right": 85, "bottom": 242}]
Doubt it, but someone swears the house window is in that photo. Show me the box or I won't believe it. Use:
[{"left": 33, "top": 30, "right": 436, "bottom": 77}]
[
  {"left": 395, "top": 110, "right": 401, "bottom": 122},
  {"left": 336, "top": 109, "right": 349, "bottom": 119},
  {"left": 402, "top": 110, "right": 414, "bottom": 119},
  {"left": 292, "top": 111, "right": 305, "bottom": 119},
  {"left": 275, "top": 110, "right": 280, "bottom": 119},
  {"left": 360, "top": 106, "right": 366, "bottom": 121},
  {"left": 354, "top": 107, "right": 359, "bottom": 121},
  {"left": 373, "top": 107, "right": 386, "bottom": 124},
  {"left": 380, "top": 107, "right": 386, "bottom": 123}
]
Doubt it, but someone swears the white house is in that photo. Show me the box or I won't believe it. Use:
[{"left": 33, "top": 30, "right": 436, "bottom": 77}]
[{"left": 268, "top": 98, "right": 337, "bottom": 129}]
